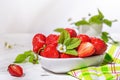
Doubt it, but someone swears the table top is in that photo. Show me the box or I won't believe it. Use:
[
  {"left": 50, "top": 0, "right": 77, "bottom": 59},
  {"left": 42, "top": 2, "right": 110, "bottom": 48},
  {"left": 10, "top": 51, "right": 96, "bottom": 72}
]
[
  {"left": 0, "top": 33, "right": 120, "bottom": 80},
  {"left": 0, "top": 33, "right": 79, "bottom": 80}
]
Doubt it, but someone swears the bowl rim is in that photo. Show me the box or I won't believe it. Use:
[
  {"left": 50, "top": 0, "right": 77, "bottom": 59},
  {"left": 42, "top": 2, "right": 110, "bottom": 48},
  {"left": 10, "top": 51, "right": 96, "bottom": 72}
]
[{"left": 39, "top": 52, "right": 106, "bottom": 60}]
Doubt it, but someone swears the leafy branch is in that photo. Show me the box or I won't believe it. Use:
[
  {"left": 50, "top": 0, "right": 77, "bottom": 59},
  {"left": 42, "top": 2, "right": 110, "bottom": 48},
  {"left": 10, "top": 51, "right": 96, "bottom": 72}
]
[
  {"left": 101, "top": 32, "right": 120, "bottom": 45},
  {"left": 14, "top": 50, "right": 39, "bottom": 64},
  {"left": 74, "top": 9, "right": 116, "bottom": 27}
]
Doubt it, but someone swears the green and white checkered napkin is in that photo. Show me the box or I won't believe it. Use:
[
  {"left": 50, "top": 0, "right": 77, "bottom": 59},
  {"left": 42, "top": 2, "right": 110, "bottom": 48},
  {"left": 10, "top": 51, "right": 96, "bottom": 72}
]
[{"left": 68, "top": 44, "right": 120, "bottom": 80}]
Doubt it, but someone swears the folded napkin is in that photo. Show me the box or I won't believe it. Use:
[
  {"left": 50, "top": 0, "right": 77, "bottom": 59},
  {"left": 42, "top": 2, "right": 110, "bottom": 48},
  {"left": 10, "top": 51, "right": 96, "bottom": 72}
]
[{"left": 68, "top": 45, "right": 120, "bottom": 80}]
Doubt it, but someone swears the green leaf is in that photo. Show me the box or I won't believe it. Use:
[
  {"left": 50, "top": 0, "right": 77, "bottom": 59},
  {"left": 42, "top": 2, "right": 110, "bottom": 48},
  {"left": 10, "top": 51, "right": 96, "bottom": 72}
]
[
  {"left": 29, "top": 53, "right": 39, "bottom": 64},
  {"left": 65, "top": 38, "right": 81, "bottom": 49},
  {"left": 101, "top": 32, "right": 109, "bottom": 43},
  {"left": 89, "top": 9, "right": 104, "bottom": 24},
  {"left": 103, "top": 19, "right": 112, "bottom": 27},
  {"left": 24, "top": 50, "right": 33, "bottom": 56},
  {"left": 14, "top": 54, "right": 27, "bottom": 63},
  {"left": 75, "top": 19, "right": 89, "bottom": 26},
  {"left": 65, "top": 49, "right": 78, "bottom": 56},
  {"left": 89, "top": 15, "right": 103, "bottom": 24},
  {"left": 14, "top": 50, "right": 39, "bottom": 64},
  {"left": 29, "top": 54, "right": 35, "bottom": 63},
  {"left": 58, "top": 30, "right": 70, "bottom": 44},
  {"left": 102, "top": 53, "right": 113, "bottom": 64},
  {"left": 98, "top": 9, "right": 104, "bottom": 19},
  {"left": 54, "top": 28, "right": 64, "bottom": 33}
]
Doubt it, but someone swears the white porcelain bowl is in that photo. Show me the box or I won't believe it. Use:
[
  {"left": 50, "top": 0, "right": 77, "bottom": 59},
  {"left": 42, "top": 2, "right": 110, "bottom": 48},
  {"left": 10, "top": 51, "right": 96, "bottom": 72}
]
[{"left": 39, "top": 53, "right": 106, "bottom": 73}]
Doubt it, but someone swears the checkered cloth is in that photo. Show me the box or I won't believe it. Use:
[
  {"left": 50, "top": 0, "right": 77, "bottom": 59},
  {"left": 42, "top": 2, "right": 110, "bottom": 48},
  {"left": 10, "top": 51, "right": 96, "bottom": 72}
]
[{"left": 68, "top": 45, "right": 120, "bottom": 80}]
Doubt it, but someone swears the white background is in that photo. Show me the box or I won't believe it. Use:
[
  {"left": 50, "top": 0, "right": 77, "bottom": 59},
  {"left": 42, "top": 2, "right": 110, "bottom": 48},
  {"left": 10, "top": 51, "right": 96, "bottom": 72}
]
[{"left": 0, "top": 0, "right": 120, "bottom": 35}]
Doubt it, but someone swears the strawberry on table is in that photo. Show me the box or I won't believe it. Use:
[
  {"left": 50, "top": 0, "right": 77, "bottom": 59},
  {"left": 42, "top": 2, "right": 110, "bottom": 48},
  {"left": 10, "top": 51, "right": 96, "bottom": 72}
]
[
  {"left": 65, "top": 28, "right": 77, "bottom": 37},
  {"left": 90, "top": 37, "right": 107, "bottom": 55},
  {"left": 46, "top": 34, "right": 59, "bottom": 45},
  {"left": 78, "top": 42, "right": 95, "bottom": 58},
  {"left": 8, "top": 64, "right": 23, "bottom": 77},
  {"left": 76, "top": 34, "right": 90, "bottom": 42},
  {"left": 32, "top": 33, "right": 46, "bottom": 53}
]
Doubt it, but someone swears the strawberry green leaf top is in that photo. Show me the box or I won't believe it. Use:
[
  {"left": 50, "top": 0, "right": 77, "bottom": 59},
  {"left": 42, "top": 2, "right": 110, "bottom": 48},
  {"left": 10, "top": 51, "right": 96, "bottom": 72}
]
[{"left": 55, "top": 28, "right": 81, "bottom": 56}]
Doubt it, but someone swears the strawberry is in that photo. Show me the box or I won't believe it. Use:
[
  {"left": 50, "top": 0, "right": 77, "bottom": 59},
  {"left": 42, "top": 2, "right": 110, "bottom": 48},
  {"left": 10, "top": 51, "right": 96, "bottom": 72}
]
[
  {"left": 60, "top": 53, "right": 77, "bottom": 58},
  {"left": 8, "top": 64, "right": 23, "bottom": 77},
  {"left": 46, "top": 34, "right": 59, "bottom": 45},
  {"left": 76, "top": 34, "right": 90, "bottom": 42},
  {"left": 78, "top": 42, "right": 95, "bottom": 58},
  {"left": 90, "top": 37, "right": 107, "bottom": 55},
  {"left": 40, "top": 44, "right": 59, "bottom": 58},
  {"left": 32, "top": 33, "right": 46, "bottom": 53},
  {"left": 65, "top": 28, "right": 77, "bottom": 37}
]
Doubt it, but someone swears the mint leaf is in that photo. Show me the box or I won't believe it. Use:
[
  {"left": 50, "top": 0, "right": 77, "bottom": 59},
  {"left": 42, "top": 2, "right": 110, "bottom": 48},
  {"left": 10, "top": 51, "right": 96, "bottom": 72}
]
[
  {"left": 14, "top": 54, "right": 27, "bottom": 63},
  {"left": 14, "top": 50, "right": 39, "bottom": 64},
  {"left": 24, "top": 50, "right": 33, "bottom": 56},
  {"left": 65, "top": 38, "right": 81, "bottom": 49},
  {"left": 101, "top": 32, "right": 109, "bottom": 43},
  {"left": 65, "top": 49, "right": 78, "bottom": 56},
  {"left": 98, "top": 9, "right": 104, "bottom": 19},
  {"left": 74, "top": 9, "right": 115, "bottom": 28},
  {"left": 89, "top": 15, "right": 103, "bottom": 24},
  {"left": 58, "top": 30, "right": 70, "bottom": 44},
  {"left": 54, "top": 28, "right": 70, "bottom": 44},
  {"left": 89, "top": 9, "right": 104, "bottom": 24},
  {"left": 75, "top": 19, "right": 89, "bottom": 26},
  {"left": 101, "top": 32, "right": 120, "bottom": 45},
  {"left": 103, "top": 19, "right": 112, "bottom": 27},
  {"left": 54, "top": 28, "right": 65, "bottom": 32},
  {"left": 29, "top": 54, "right": 39, "bottom": 64}
]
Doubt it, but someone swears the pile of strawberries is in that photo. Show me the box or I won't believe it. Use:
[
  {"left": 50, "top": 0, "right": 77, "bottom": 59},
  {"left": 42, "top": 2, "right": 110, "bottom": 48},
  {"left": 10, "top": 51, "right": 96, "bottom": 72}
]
[{"left": 32, "top": 28, "right": 107, "bottom": 58}]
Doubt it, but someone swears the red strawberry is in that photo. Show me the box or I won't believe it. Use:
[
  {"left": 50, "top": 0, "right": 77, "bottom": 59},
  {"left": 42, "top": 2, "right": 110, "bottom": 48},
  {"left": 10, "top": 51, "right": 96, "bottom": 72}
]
[
  {"left": 8, "top": 64, "right": 23, "bottom": 77},
  {"left": 32, "top": 33, "right": 46, "bottom": 53},
  {"left": 60, "top": 53, "right": 77, "bottom": 58},
  {"left": 90, "top": 37, "right": 107, "bottom": 55},
  {"left": 65, "top": 28, "right": 77, "bottom": 37},
  {"left": 77, "top": 34, "right": 90, "bottom": 42},
  {"left": 40, "top": 44, "right": 59, "bottom": 58},
  {"left": 78, "top": 42, "right": 95, "bottom": 58},
  {"left": 46, "top": 34, "right": 59, "bottom": 45}
]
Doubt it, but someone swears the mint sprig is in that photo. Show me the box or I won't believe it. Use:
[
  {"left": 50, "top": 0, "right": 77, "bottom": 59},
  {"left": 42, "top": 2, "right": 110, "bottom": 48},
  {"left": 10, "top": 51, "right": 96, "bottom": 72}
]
[
  {"left": 14, "top": 50, "right": 39, "bottom": 64},
  {"left": 75, "top": 19, "right": 89, "bottom": 26},
  {"left": 54, "top": 28, "right": 81, "bottom": 56},
  {"left": 74, "top": 9, "right": 114, "bottom": 27},
  {"left": 101, "top": 32, "right": 120, "bottom": 45}
]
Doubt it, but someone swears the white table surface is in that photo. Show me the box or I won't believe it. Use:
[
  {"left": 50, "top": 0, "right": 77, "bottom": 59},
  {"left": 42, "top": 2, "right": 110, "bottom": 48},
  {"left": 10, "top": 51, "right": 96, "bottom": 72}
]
[
  {"left": 0, "top": 33, "right": 79, "bottom": 80},
  {"left": 0, "top": 33, "right": 120, "bottom": 80}
]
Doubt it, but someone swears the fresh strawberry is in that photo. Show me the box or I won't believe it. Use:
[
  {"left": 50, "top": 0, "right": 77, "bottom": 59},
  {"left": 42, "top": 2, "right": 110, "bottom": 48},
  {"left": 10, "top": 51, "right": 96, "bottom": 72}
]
[
  {"left": 65, "top": 28, "right": 77, "bottom": 37},
  {"left": 90, "top": 37, "right": 107, "bottom": 55},
  {"left": 78, "top": 42, "right": 95, "bottom": 58},
  {"left": 60, "top": 53, "right": 77, "bottom": 58},
  {"left": 46, "top": 34, "right": 59, "bottom": 45},
  {"left": 32, "top": 33, "right": 46, "bottom": 53},
  {"left": 8, "top": 64, "right": 23, "bottom": 77},
  {"left": 40, "top": 44, "right": 59, "bottom": 58},
  {"left": 76, "top": 34, "right": 90, "bottom": 42}
]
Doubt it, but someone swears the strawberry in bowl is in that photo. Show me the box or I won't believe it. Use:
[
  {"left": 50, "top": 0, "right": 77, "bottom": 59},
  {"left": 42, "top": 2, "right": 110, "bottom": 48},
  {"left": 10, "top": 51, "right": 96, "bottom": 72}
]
[{"left": 32, "top": 28, "right": 107, "bottom": 73}]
